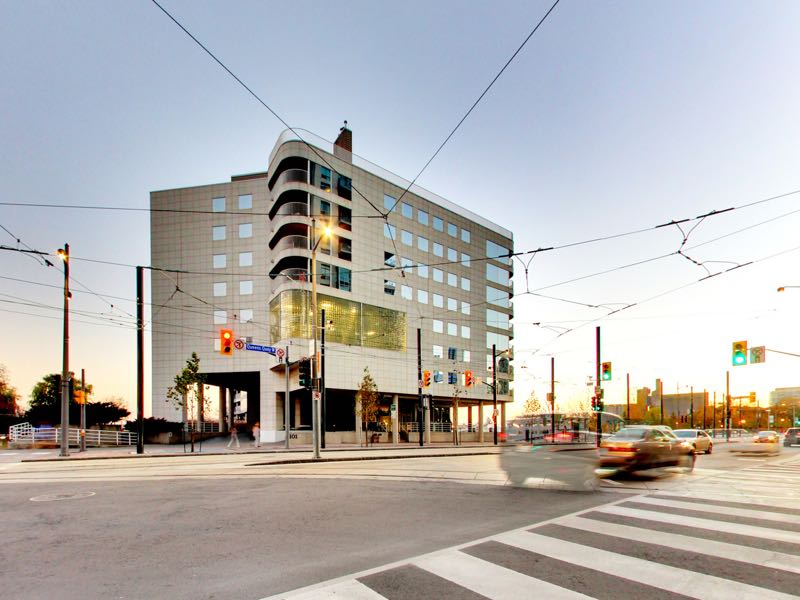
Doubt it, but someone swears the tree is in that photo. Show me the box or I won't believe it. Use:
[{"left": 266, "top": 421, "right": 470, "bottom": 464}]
[
  {"left": 85, "top": 397, "right": 130, "bottom": 426},
  {"left": 26, "top": 373, "right": 92, "bottom": 425},
  {"left": 355, "top": 367, "right": 379, "bottom": 446},
  {"left": 522, "top": 392, "right": 543, "bottom": 416},
  {"left": 0, "top": 365, "right": 20, "bottom": 415},
  {"left": 166, "top": 353, "right": 207, "bottom": 452}
]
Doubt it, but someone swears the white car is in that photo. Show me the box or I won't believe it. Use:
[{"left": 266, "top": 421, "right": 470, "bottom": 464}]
[{"left": 673, "top": 429, "right": 713, "bottom": 454}]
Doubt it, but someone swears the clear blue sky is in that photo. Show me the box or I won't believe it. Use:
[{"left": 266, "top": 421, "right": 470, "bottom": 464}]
[{"left": 2, "top": 0, "right": 799, "bottom": 415}]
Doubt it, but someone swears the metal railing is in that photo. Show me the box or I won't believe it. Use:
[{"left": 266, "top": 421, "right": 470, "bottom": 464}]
[
  {"left": 403, "top": 422, "right": 453, "bottom": 433},
  {"left": 9, "top": 422, "right": 137, "bottom": 447},
  {"left": 273, "top": 168, "right": 308, "bottom": 189},
  {"left": 186, "top": 421, "right": 220, "bottom": 433},
  {"left": 272, "top": 234, "right": 309, "bottom": 254}
]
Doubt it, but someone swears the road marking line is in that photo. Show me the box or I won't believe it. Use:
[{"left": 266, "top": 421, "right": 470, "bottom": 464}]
[{"left": 629, "top": 495, "right": 800, "bottom": 525}]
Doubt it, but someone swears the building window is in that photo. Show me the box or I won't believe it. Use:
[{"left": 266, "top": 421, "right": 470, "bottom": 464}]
[
  {"left": 433, "top": 268, "right": 443, "bottom": 283},
  {"left": 213, "top": 282, "right": 227, "bottom": 297},
  {"left": 335, "top": 266, "right": 352, "bottom": 292},
  {"left": 434, "top": 371, "right": 444, "bottom": 383},
  {"left": 384, "top": 280, "right": 396, "bottom": 295},
  {"left": 487, "top": 286, "right": 511, "bottom": 308},
  {"left": 448, "top": 247, "right": 457, "bottom": 262},
  {"left": 487, "top": 263, "right": 511, "bottom": 286},
  {"left": 447, "top": 273, "right": 457, "bottom": 287},
  {"left": 487, "top": 240, "right": 511, "bottom": 264},
  {"left": 461, "top": 301, "right": 470, "bottom": 315},
  {"left": 447, "top": 223, "right": 457, "bottom": 237},
  {"left": 239, "top": 252, "right": 253, "bottom": 267},
  {"left": 384, "top": 223, "right": 396, "bottom": 240},
  {"left": 240, "top": 280, "right": 253, "bottom": 295},
  {"left": 433, "top": 242, "right": 443, "bottom": 257},
  {"left": 487, "top": 309, "right": 510, "bottom": 330},
  {"left": 238, "top": 194, "right": 252, "bottom": 210},
  {"left": 212, "top": 225, "right": 226, "bottom": 241},
  {"left": 418, "top": 263, "right": 429, "bottom": 278},
  {"left": 213, "top": 254, "right": 226, "bottom": 269},
  {"left": 433, "top": 294, "right": 444, "bottom": 308},
  {"left": 338, "top": 206, "right": 352, "bottom": 230},
  {"left": 418, "top": 210, "right": 429, "bottom": 226},
  {"left": 319, "top": 263, "right": 331, "bottom": 287},
  {"left": 448, "top": 347, "right": 457, "bottom": 360},
  {"left": 338, "top": 238, "right": 352, "bottom": 261},
  {"left": 448, "top": 371, "right": 457, "bottom": 384},
  {"left": 212, "top": 197, "right": 225, "bottom": 212},
  {"left": 319, "top": 166, "right": 332, "bottom": 192},
  {"left": 433, "top": 344, "right": 443, "bottom": 358},
  {"left": 401, "top": 257, "right": 413, "bottom": 274},
  {"left": 213, "top": 310, "right": 226, "bottom": 325},
  {"left": 384, "top": 194, "right": 396, "bottom": 212},
  {"left": 417, "top": 289, "right": 428, "bottom": 304},
  {"left": 461, "top": 253, "right": 471, "bottom": 267},
  {"left": 433, "top": 216, "right": 444, "bottom": 232},
  {"left": 463, "top": 350, "right": 471, "bottom": 363},
  {"left": 401, "top": 285, "right": 412, "bottom": 300},
  {"left": 319, "top": 199, "right": 331, "bottom": 216},
  {"left": 239, "top": 223, "right": 253, "bottom": 239},
  {"left": 337, "top": 174, "right": 352, "bottom": 200},
  {"left": 486, "top": 331, "right": 510, "bottom": 351},
  {"left": 401, "top": 202, "right": 413, "bottom": 219},
  {"left": 384, "top": 251, "right": 397, "bottom": 268},
  {"left": 461, "top": 326, "right": 471, "bottom": 339},
  {"left": 448, "top": 322, "right": 457, "bottom": 336},
  {"left": 448, "top": 297, "right": 457, "bottom": 311},
  {"left": 418, "top": 236, "right": 429, "bottom": 252},
  {"left": 401, "top": 230, "right": 413, "bottom": 246},
  {"left": 240, "top": 309, "right": 254, "bottom": 324},
  {"left": 433, "top": 320, "right": 443, "bottom": 333},
  {"left": 461, "top": 229, "right": 471, "bottom": 243},
  {"left": 461, "top": 277, "right": 471, "bottom": 292}
]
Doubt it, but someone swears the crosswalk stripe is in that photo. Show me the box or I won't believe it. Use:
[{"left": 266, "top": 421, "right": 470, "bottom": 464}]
[
  {"left": 415, "top": 550, "right": 592, "bottom": 599},
  {"left": 629, "top": 495, "right": 800, "bottom": 525},
  {"left": 647, "top": 492, "right": 800, "bottom": 515},
  {"left": 714, "top": 471, "right": 800, "bottom": 483},
  {"left": 598, "top": 504, "right": 800, "bottom": 544},
  {"left": 494, "top": 530, "right": 799, "bottom": 600},
  {"left": 274, "top": 579, "right": 386, "bottom": 599},
  {"left": 559, "top": 514, "right": 800, "bottom": 574}
]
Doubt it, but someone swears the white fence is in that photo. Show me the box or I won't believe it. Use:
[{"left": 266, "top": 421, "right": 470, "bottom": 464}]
[{"left": 9, "top": 422, "right": 137, "bottom": 447}]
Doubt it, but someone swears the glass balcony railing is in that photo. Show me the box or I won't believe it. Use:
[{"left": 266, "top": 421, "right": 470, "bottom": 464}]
[
  {"left": 273, "top": 201, "right": 308, "bottom": 219},
  {"left": 273, "top": 235, "right": 309, "bottom": 254},
  {"left": 273, "top": 168, "right": 308, "bottom": 189}
]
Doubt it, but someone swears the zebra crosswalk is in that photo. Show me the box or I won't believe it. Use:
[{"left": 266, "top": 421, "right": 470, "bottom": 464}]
[{"left": 265, "top": 463, "right": 800, "bottom": 600}]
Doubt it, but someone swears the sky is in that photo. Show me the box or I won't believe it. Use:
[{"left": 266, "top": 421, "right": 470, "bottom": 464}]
[{"left": 1, "top": 0, "right": 799, "bottom": 417}]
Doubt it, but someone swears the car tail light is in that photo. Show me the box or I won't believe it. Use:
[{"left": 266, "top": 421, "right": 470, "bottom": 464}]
[{"left": 604, "top": 445, "right": 638, "bottom": 453}]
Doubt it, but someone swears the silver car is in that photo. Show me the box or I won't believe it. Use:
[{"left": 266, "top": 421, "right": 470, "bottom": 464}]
[{"left": 674, "top": 429, "right": 713, "bottom": 454}]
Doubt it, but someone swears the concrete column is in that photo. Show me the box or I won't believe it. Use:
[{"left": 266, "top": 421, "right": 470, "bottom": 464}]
[
  {"left": 219, "top": 387, "right": 228, "bottom": 433},
  {"left": 501, "top": 402, "right": 506, "bottom": 433},
  {"left": 392, "top": 394, "right": 399, "bottom": 445},
  {"left": 452, "top": 397, "right": 459, "bottom": 445},
  {"left": 478, "top": 402, "right": 484, "bottom": 443},
  {"left": 467, "top": 405, "right": 473, "bottom": 432},
  {"left": 424, "top": 399, "right": 431, "bottom": 444},
  {"left": 294, "top": 396, "right": 302, "bottom": 428},
  {"left": 228, "top": 389, "right": 236, "bottom": 430}
]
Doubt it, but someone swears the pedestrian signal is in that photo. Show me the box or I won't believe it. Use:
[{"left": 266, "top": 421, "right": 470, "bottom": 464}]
[{"left": 220, "top": 329, "right": 234, "bottom": 355}]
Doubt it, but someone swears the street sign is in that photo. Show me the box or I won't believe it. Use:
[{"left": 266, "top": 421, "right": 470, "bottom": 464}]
[
  {"left": 750, "top": 346, "right": 765, "bottom": 364},
  {"left": 245, "top": 343, "right": 278, "bottom": 355},
  {"left": 233, "top": 339, "right": 245, "bottom": 350},
  {"left": 276, "top": 348, "right": 285, "bottom": 360},
  {"left": 391, "top": 403, "right": 396, "bottom": 412}
]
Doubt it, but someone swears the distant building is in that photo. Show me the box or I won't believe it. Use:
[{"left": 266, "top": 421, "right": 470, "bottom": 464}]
[
  {"left": 149, "top": 127, "right": 514, "bottom": 443},
  {"left": 769, "top": 387, "right": 800, "bottom": 407},
  {"left": 605, "top": 379, "right": 710, "bottom": 426}
]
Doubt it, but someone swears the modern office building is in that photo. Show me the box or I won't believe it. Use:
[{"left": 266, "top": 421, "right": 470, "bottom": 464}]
[{"left": 150, "top": 127, "right": 514, "bottom": 444}]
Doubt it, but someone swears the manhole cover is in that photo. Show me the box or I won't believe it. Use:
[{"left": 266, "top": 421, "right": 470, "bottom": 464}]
[{"left": 30, "top": 491, "right": 96, "bottom": 502}]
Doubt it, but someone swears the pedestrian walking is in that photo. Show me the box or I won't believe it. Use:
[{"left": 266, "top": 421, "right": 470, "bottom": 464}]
[
  {"left": 253, "top": 422, "right": 261, "bottom": 448},
  {"left": 227, "top": 424, "right": 240, "bottom": 449}
]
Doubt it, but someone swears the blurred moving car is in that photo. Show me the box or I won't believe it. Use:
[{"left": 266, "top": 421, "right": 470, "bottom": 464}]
[
  {"left": 737, "top": 430, "right": 781, "bottom": 456},
  {"left": 784, "top": 427, "right": 800, "bottom": 447},
  {"left": 597, "top": 426, "right": 695, "bottom": 473},
  {"left": 673, "top": 429, "right": 713, "bottom": 454}
]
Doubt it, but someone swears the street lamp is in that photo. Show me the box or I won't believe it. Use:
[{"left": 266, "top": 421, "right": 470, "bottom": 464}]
[
  {"left": 310, "top": 218, "right": 332, "bottom": 460},
  {"left": 57, "top": 244, "right": 70, "bottom": 457}
]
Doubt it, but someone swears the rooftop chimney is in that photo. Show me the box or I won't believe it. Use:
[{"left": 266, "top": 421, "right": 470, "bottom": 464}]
[{"left": 334, "top": 121, "right": 352, "bottom": 162}]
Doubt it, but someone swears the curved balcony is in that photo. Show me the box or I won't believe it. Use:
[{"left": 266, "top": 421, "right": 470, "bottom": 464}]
[
  {"left": 268, "top": 156, "right": 308, "bottom": 190},
  {"left": 269, "top": 188, "right": 308, "bottom": 219},
  {"left": 269, "top": 220, "right": 309, "bottom": 250},
  {"left": 272, "top": 234, "right": 309, "bottom": 254},
  {"left": 272, "top": 168, "right": 308, "bottom": 191}
]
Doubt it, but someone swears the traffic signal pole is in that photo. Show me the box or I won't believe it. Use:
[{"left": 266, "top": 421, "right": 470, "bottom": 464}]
[
  {"left": 59, "top": 243, "right": 70, "bottom": 457},
  {"left": 417, "top": 328, "right": 423, "bottom": 447},
  {"left": 596, "top": 326, "right": 602, "bottom": 447},
  {"left": 136, "top": 265, "right": 144, "bottom": 454},
  {"left": 284, "top": 346, "right": 290, "bottom": 449}
]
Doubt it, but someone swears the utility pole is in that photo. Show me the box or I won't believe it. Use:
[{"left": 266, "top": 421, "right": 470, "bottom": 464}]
[
  {"left": 550, "top": 356, "right": 555, "bottom": 440},
  {"left": 690, "top": 386, "right": 694, "bottom": 428},
  {"left": 321, "top": 308, "right": 326, "bottom": 449},
  {"left": 595, "top": 327, "right": 601, "bottom": 447},
  {"left": 712, "top": 391, "right": 717, "bottom": 434},
  {"left": 492, "top": 344, "right": 498, "bottom": 446},
  {"left": 726, "top": 371, "right": 731, "bottom": 442},
  {"left": 626, "top": 373, "right": 630, "bottom": 422},
  {"left": 136, "top": 265, "right": 144, "bottom": 454},
  {"left": 80, "top": 368, "right": 86, "bottom": 452},
  {"left": 417, "top": 328, "right": 423, "bottom": 447},
  {"left": 284, "top": 346, "right": 290, "bottom": 449},
  {"left": 59, "top": 243, "right": 70, "bottom": 457},
  {"left": 702, "top": 389, "right": 707, "bottom": 430}
]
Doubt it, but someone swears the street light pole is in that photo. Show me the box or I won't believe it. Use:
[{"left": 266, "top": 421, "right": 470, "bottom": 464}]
[
  {"left": 58, "top": 243, "right": 70, "bottom": 457},
  {"left": 492, "top": 344, "right": 497, "bottom": 445},
  {"left": 310, "top": 218, "right": 331, "bottom": 461}
]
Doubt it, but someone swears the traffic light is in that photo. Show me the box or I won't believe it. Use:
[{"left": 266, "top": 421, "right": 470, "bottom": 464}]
[
  {"left": 732, "top": 340, "right": 747, "bottom": 366},
  {"left": 422, "top": 370, "right": 431, "bottom": 387},
  {"left": 464, "top": 370, "right": 474, "bottom": 387},
  {"left": 591, "top": 397, "right": 597, "bottom": 411},
  {"left": 220, "top": 328, "right": 234, "bottom": 355},
  {"left": 73, "top": 390, "right": 85, "bottom": 404},
  {"left": 298, "top": 358, "right": 311, "bottom": 389},
  {"left": 601, "top": 362, "right": 612, "bottom": 381}
]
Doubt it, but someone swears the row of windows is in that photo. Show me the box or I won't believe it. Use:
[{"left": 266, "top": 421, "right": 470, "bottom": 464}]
[
  {"left": 486, "top": 239, "right": 512, "bottom": 265},
  {"left": 212, "top": 223, "right": 252, "bottom": 241},
  {"left": 212, "top": 194, "right": 253, "bottom": 212},
  {"left": 384, "top": 282, "right": 471, "bottom": 312},
  {"left": 486, "top": 263, "right": 511, "bottom": 286},
  {"left": 213, "top": 253, "right": 253, "bottom": 268},
  {"left": 486, "top": 308, "right": 511, "bottom": 330},
  {"left": 431, "top": 320, "right": 471, "bottom": 339},
  {"left": 213, "top": 281, "right": 254, "bottom": 297},
  {"left": 383, "top": 225, "right": 471, "bottom": 265},
  {"left": 432, "top": 346, "right": 471, "bottom": 362},
  {"left": 311, "top": 163, "right": 352, "bottom": 201},
  {"left": 384, "top": 194, "right": 471, "bottom": 243},
  {"left": 213, "top": 309, "right": 253, "bottom": 324},
  {"left": 316, "top": 264, "right": 352, "bottom": 291},
  {"left": 384, "top": 253, "right": 471, "bottom": 290}
]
